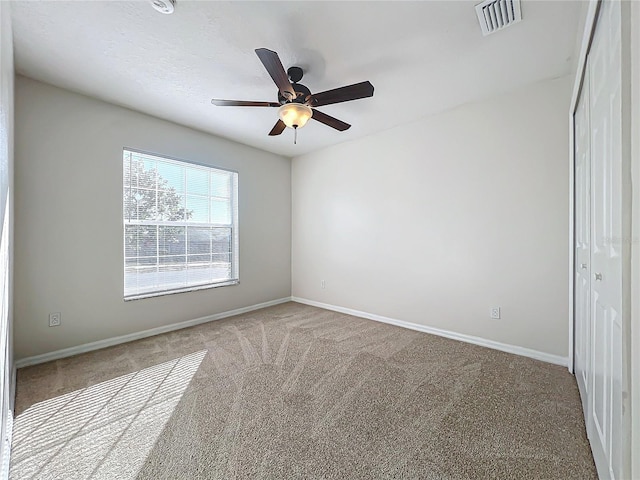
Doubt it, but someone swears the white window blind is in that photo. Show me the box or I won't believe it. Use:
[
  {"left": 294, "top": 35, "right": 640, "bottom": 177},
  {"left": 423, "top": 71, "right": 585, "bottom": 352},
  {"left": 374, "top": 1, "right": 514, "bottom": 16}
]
[{"left": 123, "top": 149, "right": 239, "bottom": 300}]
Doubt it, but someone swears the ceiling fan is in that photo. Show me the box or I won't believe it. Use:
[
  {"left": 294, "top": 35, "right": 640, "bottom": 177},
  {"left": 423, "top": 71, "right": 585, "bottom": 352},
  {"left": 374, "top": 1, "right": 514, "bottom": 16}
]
[{"left": 211, "top": 48, "right": 374, "bottom": 142}]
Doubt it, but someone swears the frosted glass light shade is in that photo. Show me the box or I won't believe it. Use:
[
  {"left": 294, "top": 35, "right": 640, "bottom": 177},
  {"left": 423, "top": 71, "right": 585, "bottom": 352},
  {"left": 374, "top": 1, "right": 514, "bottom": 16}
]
[{"left": 278, "top": 103, "right": 313, "bottom": 129}]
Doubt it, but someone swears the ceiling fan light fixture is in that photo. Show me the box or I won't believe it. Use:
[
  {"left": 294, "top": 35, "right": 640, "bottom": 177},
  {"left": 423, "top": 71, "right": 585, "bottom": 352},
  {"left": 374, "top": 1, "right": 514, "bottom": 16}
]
[{"left": 278, "top": 103, "right": 312, "bottom": 129}]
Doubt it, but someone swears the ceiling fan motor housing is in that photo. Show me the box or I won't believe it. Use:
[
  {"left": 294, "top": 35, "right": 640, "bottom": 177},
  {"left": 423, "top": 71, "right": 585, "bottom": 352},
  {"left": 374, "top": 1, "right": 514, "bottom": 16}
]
[{"left": 278, "top": 82, "right": 311, "bottom": 105}]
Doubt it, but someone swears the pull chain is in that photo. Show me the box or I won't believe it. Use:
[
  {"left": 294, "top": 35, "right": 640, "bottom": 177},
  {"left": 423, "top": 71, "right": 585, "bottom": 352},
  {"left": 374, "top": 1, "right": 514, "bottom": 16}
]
[{"left": 294, "top": 126, "right": 298, "bottom": 145}]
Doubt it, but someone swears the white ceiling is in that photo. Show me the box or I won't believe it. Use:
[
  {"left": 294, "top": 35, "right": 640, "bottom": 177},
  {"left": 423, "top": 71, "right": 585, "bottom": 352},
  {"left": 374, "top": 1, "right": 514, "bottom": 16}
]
[{"left": 11, "top": 1, "right": 585, "bottom": 157}]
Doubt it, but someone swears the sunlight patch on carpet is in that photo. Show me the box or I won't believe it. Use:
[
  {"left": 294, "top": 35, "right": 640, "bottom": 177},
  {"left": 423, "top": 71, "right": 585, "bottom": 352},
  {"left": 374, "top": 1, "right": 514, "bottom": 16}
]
[{"left": 9, "top": 350, "right": 206, "bottom": 480}]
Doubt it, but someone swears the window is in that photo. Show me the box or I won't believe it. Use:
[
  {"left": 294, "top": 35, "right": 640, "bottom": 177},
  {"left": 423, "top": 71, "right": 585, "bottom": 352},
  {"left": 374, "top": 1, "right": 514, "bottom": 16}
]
[{"left": 123, "top": 149, "right": 238, "bottom": 300}]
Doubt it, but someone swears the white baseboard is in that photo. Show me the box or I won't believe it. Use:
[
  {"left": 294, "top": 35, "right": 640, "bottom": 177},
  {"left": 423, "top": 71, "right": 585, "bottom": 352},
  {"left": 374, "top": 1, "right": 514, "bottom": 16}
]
[
  {"left": 291, "top": 297, "right": 568, "bottom": 367},
  {"left": 16, "top": 296, "right": 568, "bottom": 369},
  {"left": 15, "top": 297, "right": 292, "bottom": 368}
]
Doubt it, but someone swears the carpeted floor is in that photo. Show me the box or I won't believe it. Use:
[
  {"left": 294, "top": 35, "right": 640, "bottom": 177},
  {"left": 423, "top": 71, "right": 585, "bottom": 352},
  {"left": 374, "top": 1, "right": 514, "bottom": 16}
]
[{"left": 11, "top": 302, "right": 597, "bottom": 479}]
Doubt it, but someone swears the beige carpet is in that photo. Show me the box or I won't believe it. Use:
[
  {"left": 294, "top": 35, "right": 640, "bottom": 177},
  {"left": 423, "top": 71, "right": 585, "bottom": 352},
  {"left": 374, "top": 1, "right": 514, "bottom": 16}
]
[{"left": 11, "top": 302, "right": 597, "bottom": 479}]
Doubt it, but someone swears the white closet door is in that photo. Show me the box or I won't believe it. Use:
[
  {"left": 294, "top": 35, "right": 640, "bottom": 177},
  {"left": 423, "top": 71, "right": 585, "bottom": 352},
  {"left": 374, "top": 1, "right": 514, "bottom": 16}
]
[
  {"left": 587, "top": 0, "right": 623, "bottom": 478},
  {"left": 574, "top": 66, "right": 591, "bottom": 413}
]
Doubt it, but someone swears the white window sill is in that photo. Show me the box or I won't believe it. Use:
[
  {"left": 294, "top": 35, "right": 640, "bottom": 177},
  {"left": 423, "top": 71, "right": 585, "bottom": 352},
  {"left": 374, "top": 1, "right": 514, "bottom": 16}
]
[{"left": 124, "top": 279, "right": 239, "bottom": 301}]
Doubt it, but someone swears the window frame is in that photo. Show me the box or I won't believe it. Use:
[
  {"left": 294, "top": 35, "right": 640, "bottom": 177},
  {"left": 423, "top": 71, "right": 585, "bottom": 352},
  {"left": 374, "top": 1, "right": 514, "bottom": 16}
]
[{"left": 122, "top": 148, "right": 239, "bottom": 301}]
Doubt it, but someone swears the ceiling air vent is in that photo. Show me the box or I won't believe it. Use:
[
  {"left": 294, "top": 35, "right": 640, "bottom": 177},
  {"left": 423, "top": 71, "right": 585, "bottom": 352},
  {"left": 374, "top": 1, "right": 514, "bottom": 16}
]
[{"left": 475, "top": 0, "right": 522, "bottom": 36}]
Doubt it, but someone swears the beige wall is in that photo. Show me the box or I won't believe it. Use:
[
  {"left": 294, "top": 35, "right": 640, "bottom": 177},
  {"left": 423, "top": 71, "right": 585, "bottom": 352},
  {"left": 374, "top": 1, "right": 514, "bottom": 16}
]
[
  {"left": 292, "top": 76, "right": 572, "bottom": 358},
  {"left": 14, "top": 76, "right": 291, "bottom": 359}
]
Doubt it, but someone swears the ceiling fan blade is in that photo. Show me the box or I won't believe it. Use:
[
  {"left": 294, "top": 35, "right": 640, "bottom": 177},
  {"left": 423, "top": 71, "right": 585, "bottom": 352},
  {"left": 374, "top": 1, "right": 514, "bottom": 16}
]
[
  {"left": 311, "top": 109, "right": 351, "bottom": 131},
  {"left": 255, "top": 48, "right": 296, "bottom": 101},
  {"left": 211, "top": 99, "right": 279, "bottom": 107},
  {"left": 310, "top": 81, "right": 374, "bottom": 107},
  {"left": 268, "top": 119, "right": 287, "bottom": 136}
]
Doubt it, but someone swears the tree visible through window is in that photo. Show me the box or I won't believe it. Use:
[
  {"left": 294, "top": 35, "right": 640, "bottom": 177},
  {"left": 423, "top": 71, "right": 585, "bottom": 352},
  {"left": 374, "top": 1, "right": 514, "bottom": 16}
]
[{"left": 123, "top": 150, "right": 239, "bottom": 299}]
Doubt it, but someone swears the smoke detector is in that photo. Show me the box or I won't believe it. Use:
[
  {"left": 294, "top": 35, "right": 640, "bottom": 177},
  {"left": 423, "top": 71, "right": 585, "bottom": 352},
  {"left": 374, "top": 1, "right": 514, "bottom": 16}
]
[
  {"left": 150, "top": 0, "right": 175, "bottom": 14},
  {"left": 475, "top": 0, "right": 522, "bottom": 36}
]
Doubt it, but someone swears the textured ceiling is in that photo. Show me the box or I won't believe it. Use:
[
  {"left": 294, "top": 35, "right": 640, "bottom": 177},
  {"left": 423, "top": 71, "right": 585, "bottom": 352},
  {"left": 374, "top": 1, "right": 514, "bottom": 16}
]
[{"left": 11, "top": 1, "right": 584, "bottom": 157}]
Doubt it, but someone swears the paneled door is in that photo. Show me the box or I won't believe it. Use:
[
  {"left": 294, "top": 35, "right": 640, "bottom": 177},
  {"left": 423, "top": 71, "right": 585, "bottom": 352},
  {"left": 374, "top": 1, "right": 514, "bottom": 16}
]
[
  {"left": 588, "top": 1, "right": 623, "bottom": 477},
  {"left": 574, "top": 66, "right": 591, "bottom": 414},
  {"left": 573, "top": 1, "right": 624, "bottom": 479}
]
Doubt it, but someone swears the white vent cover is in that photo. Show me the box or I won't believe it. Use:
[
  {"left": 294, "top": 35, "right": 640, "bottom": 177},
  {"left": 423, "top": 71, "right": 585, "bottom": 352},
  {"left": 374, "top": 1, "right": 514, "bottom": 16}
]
[{"left": 475, "top": 0, "right": 522, "bottom": 36}]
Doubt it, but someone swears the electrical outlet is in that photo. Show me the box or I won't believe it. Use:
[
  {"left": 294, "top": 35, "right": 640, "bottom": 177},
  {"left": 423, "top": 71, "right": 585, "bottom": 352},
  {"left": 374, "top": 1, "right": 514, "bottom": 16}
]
[
  {"left": 490, "top": 307, "right": 501, "bottom": 320},
  {"left": 321, "top": 280, "right": 326, "bottom": 289},
  {"left": 49, "top": 312, "right": 61, "bottom": 327}
]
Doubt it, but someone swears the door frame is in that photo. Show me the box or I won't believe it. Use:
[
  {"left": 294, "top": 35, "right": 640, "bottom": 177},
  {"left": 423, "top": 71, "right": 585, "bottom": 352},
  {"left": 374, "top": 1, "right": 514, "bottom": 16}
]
[
  {"left": 630, "top": 2, "right": 640, "bottom": 478},
  {"left": 569, "top": 0, "right": 634, "bottom": 478}
]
